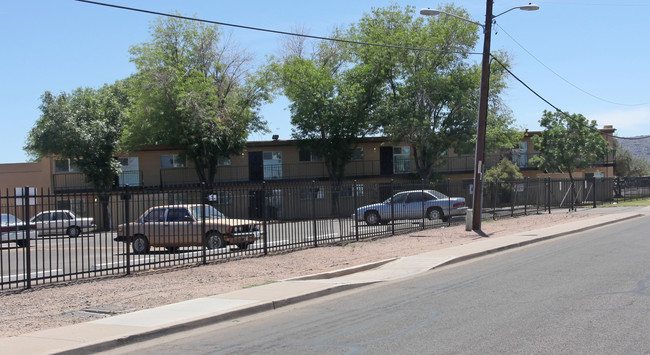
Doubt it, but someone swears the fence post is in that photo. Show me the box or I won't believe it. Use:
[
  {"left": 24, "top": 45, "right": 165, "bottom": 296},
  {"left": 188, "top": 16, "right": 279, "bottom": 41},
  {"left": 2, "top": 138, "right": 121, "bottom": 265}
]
[
  {"left": 511, "top": 180, "right": 515, "bottom": 217},
  {"left": 23, "top": 186, "right": 32, "bottom": 289},
  {"left": 536, "top": 178, "right": 540, "bottom": 214},
  {"left": 122, "top": 185, "right": 131, "bottom": 276},
  {"left": 262, "top": 181, "right": 268, "bottom": 255},
  {"left": 546, "top": 178, "right": 551, "bottom": 214},
  {"left": 447, "top": 178, "right": 451, "bottom": 226},
  {"left": 492, "top": 180, "right": 497, "bottom": 220},
  {"left": 353, "top": 180, "right": 359, "bottom": 242},
  {"left": 312, "top": 180, "right": 318, "bottom": 248},
  {"left": 201, "top": 183, "right": 207, "bottom": 265},
  {"left": 524, "top": 177, "right": 529, "bottom": 215},
  {"left": 592, "top": 178, "right": 597, "bottom": 209},
  {"left": 421, "top": 179, "right": 425, "bottom": 230},
  {"left": 390, "top": 180, "right": 395, "bottom": 236}
]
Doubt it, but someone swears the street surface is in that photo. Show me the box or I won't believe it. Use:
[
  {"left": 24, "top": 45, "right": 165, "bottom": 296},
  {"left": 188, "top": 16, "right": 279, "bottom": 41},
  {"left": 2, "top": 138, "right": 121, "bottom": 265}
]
[{"left": 109, "top": 213, "right": 650, "bottom": 354}]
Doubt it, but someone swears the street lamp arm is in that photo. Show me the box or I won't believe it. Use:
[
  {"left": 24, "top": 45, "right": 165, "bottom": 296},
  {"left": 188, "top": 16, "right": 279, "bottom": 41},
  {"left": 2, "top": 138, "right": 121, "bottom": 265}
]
[
  {"left": 419, "top": 8, "right": 485, "bottom": 28},
  {"left": 494, "top": 4, "right": 540, "bottom": 18}
]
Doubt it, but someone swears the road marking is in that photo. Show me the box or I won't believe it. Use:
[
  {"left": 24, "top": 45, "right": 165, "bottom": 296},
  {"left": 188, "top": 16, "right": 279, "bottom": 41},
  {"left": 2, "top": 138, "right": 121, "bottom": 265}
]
[
  {"left": 302, "top": 233, "right": 341, "bottom": 242},
  {"left": 1, "top": 269, "right": 63, "bottom": 283}
]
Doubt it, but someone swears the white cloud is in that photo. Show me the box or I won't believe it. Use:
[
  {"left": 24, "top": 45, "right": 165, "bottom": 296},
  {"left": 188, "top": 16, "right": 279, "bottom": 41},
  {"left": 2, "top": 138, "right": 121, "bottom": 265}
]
[{"left": 587, "top": 107, "right": 650, "bottom": 138}]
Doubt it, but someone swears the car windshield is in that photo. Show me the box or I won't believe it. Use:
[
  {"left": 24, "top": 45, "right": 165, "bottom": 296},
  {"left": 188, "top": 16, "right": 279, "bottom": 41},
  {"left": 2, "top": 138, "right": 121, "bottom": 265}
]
[
  {"left": 1, "top": 214, "right": 22, "bottom": 225},
  {"left": 190, "top": 205, "right": 226, "bottom": 220}
]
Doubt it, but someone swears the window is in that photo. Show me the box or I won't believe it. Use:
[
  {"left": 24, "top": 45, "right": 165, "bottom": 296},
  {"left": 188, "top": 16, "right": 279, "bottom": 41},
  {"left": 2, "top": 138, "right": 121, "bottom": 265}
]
[
  {"left": 217, "top": 156, "right": 231, "bottom": 166},
  {"left": 299, "top": 149, "right": 323, "bottom": 162},
  {"left": 33, "top": 213, "right": 50, "bottom": 222},
  {"left": 143, "top": 208, "right": 166, "bottom": 223},
  {"left": 166, "top": 207, "right": 192, "bottom": 222},
  {"left": 160, "top": 154, "right": 185, "bottom": 168},
  {"left": 341, "top": 184, "right": 364, "bottom": 197},
  {"left": 55, "top": 159, "right": 78, "bottom": 173},
  {"left": 393, "top": 146, "right": 411, "bottom": 173},
  {"left": 405, "top": 192, "right": 424, "bottom": 204},
  {"left": 351, "top": 147, "right": 364, "bottom": 161},
  {"left": 300, "top": 187, "right": 324, "bottom": 200},
  {"left": 118, "top": 157, "right": 140, "bottom": 187},
  {"left": 52, "top": 211, "right": 70, "bottom": 221},
  {"left": 208, "top": 191, "right": 233, "bottom": 205},
  {"left": 263, "top": 152, "right": 282, "bottom": 179}
]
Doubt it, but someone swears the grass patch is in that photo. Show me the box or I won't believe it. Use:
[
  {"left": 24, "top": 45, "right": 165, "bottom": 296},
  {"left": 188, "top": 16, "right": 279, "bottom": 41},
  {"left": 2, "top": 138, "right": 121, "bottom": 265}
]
[{"left": 600, "top": 198, "right": 650, "bottom": 207}]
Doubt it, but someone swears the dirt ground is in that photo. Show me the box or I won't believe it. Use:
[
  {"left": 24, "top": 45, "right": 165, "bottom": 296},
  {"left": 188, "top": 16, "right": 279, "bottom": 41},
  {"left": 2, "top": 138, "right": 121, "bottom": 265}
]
[{"left": 0, "top": 211, "right": 602, "bottom": 338}]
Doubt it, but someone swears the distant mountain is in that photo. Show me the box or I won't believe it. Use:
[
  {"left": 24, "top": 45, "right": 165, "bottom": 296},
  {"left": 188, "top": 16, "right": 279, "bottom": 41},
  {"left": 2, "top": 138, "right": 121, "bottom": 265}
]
[{"left": 617, "top": 136, "right": 650, "bottom": 163}]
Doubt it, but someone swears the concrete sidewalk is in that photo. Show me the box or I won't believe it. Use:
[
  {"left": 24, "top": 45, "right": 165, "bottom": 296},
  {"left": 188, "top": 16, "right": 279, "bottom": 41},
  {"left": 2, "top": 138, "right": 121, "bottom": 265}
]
[{"left": 1, "top": 208, "right": 646, "bottom": 355}]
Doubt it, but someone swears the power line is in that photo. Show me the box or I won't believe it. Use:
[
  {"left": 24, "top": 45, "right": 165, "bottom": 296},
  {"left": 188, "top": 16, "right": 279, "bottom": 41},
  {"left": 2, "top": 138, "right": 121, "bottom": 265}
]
[
  {"left": 75, "top": 0, "right": 481, "bottom": 56},
  {"left": 495, "top": 23, "right": 650, "bottom": 106},
  {"left": 77, "top": 0, "right": 648, "bottom": 141},
  {"left": 537, "top": 2, "right": 650, "bottom": 7},
  {"left": 490, "top": 55, "right": 650, "bottom": 141}
]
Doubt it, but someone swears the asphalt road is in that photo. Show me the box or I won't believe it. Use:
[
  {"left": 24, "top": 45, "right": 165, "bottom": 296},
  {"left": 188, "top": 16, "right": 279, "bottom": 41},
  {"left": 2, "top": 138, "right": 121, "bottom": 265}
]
[{"left": 109, "top": 213, "right": 650, "bottom": 354}]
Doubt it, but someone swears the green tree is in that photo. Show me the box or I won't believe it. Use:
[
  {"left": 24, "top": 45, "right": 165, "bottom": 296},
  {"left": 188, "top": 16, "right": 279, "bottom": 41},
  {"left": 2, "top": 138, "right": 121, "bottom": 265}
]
[
  {"left": 270, "top": 36, "right": 381, "bottom": 184},
  {"left": 270, "top": 33, "right": 382, "bottom": 215},
  {"left": 25, "top": 83, "right": 127, "bottom": 190},
  {"left": 530, "top": 110, "right": 611, "bottom": 207},
  {"left": 125, "top": 16, "right": 270, "bottom": 187},
  {"left": 484, "top": 158, "right": 523, "bottom": 182},
  {"left": 347, "top": 4, "right": 516, "bottom": 181},
  {"left": 25, "top": 82, "right": 128, "bottom": 230},
  {"left": 614, "top": 141, "right": 650, "bottom": 177}
]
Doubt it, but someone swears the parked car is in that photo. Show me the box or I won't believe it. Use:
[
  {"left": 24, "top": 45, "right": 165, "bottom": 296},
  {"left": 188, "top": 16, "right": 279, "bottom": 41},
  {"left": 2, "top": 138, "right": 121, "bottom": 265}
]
[
  {"left": 29, "top": 210, "right": 95, "bottom": 237},
  {"left": 115, "top": 204, "right": 261, "bottom": 254},
  {"left": 354, "top": 190, "right": 467, "bottom": 226},
  {"left": 1, "top": 213, "right": 37, "bottom": 247}
]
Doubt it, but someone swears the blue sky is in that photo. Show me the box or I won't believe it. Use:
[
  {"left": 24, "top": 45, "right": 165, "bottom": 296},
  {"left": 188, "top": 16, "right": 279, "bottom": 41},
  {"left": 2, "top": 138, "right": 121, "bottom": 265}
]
[{"left": 2, "top": 0, "right": 649, "bottom": 163}]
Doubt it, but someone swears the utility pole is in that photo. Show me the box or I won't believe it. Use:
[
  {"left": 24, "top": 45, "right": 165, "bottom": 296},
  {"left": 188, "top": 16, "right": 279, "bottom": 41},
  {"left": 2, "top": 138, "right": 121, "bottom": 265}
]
[{"left": 472, "top": 0, "right": 493, "bottom": 231}]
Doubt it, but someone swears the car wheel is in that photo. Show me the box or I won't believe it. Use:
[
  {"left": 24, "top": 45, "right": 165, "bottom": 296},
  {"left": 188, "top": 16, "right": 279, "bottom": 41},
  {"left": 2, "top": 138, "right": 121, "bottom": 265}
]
[
  {"left": 205, "top": 232, "right": 226, "bottom": 250},
  {"left": 427, "top": 207, "right": 444, "bottom": 221},
  {"left": 166, "top": 246, "right": 179, "bottom": 253},
  {"left": 132, "top": 235, "right": 150, "bottom": 254},
  {"left": 15, "top": 240, "right": 28, "bottom": 248},
  {"left": 67, "top": 226, "right": 81, "bottom": 238},
  {"left": 364, "top": 211, "right": 380, "bottom": 226}
]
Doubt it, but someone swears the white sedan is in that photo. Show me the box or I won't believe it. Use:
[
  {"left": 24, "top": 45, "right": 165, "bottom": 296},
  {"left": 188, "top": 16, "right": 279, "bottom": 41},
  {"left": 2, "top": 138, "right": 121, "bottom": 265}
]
[{"left": 30, "top": 210, "right": 95, "bottom": 237}]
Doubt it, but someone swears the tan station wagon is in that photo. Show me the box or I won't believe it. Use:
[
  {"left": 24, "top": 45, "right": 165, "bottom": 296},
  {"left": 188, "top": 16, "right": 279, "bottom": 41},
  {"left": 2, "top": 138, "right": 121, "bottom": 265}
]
[{"left": 115, "top": 204, "right": 261, "bottom": 254}]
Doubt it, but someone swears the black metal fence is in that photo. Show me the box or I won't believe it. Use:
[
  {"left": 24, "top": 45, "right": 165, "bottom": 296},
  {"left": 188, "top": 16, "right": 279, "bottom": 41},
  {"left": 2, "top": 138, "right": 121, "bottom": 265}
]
[{"left": 1, "top": 177, "right": 647, "bottom": 291}]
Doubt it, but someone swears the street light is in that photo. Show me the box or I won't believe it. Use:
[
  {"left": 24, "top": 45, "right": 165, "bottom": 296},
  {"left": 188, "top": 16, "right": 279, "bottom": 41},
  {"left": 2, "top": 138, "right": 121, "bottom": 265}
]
[{"left": 421, "top": 1, "right": 538, "bottom": 231}]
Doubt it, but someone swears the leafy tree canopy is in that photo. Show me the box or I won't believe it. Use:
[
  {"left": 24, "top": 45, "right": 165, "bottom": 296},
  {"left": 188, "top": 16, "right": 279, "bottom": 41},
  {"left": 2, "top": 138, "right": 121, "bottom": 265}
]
[
  {"left": 614, "top": 140, "right": 650, "bottom": 177},
  {"left": 530, "top": 110, "right": 611, "bottom": 182},
  {"left": 347, "top": 4, "right": 516, "bottom": 181},
  {"left": 269, "top": 33, "right": 382, "bottom": 183},
  {"left": 484, "top": 158, "right": 523, "bottom": 182},
  {"left": 25, "top": 82, "right": 128, "bottom": 191},
  {"left": 125, "top": 16, "right": 271, "bottom": 186}
]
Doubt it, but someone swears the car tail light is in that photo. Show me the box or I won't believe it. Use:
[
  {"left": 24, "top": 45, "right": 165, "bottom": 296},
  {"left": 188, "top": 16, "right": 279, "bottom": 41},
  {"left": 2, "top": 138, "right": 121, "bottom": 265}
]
[{"left": 453, "top": 202, "right": 465, "bottom": 208}]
